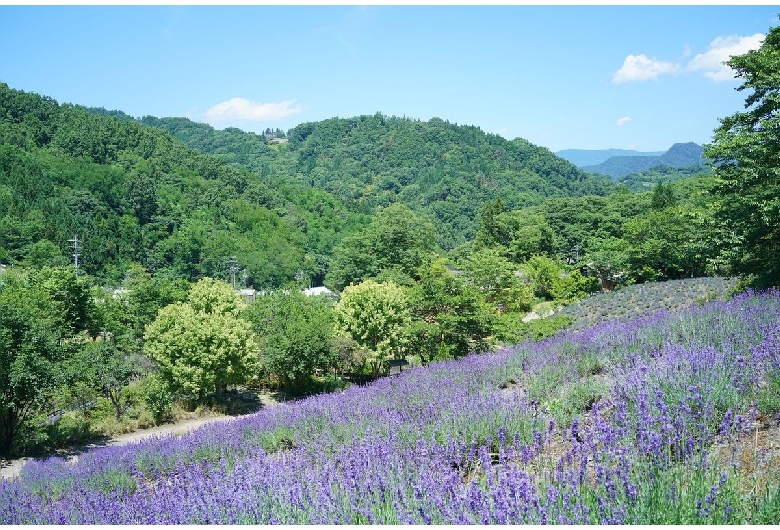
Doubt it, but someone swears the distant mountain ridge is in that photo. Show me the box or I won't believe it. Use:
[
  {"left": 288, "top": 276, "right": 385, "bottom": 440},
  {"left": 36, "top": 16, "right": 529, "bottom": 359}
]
[
  {"left": 556, "top": 148, "right": 664, "bottom": 167},
  {"left": 578, "top": 142, "right": 706, "bottom": 179}
]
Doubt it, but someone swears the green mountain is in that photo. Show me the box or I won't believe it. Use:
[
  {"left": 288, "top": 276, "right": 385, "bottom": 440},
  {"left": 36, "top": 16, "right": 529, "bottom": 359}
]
[
  {"left": 0, "top": 83, "right": 367, "bottom": 287},
  {"left": 582, "top": 142, "right": 706, "bottom": 179},
  {"left": 556, "top": 148, "right": 664, "bottom": 167},
  {"left": 0, "top": 82, "right": 622, "bottom": 287},
  {"left": 138, "top": 113, "right": 616, "bottom": 249}
]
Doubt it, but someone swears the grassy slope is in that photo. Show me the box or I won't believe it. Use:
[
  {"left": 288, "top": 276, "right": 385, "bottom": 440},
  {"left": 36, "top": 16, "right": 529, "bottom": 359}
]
[{"left": 559, "top": 276, "right": 739, "bottom": 332}]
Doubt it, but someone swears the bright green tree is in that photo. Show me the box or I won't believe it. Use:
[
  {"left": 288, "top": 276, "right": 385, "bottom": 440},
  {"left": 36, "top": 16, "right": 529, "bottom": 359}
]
[
  {"left": 144, "top": 278, "right": 257, "bottom": 402},
  {"left": 334, "top": 279, "right": 411, "bottom": 377},
  {"left": 704, "top": 22, "right": 780, "bottom": 288},
  {"left": 460, "top": 248, "right": 533, "bottom": 312},
  {"left": 523, "top": 255, "right": 561, "bottom": 300},
  {"left": 623, "top": 206, "right": 711, "bottom": 281}
]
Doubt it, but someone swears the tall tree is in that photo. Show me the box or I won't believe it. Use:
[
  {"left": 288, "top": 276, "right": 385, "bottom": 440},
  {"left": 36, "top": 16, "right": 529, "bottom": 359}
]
[
  {"left": 143, "top": 278, "right": 258, "bottom": 402},
  {"left": 406, "top": 259, "right": 495, "bottom": 364},
  {"left": 245, "top": 289, "right": 336, "bottom": 394},
  {"left": 0, "top": 270, "right": 61, "bottom": 456},
  {"left": 650, "top": 181, "right": 676, "bottom": 210},
  {"left": 333, "top": 279, "right": 410, "bottom": 377},
  {"left": 704, "top": 23, "right": 780, "bottom": 288}
]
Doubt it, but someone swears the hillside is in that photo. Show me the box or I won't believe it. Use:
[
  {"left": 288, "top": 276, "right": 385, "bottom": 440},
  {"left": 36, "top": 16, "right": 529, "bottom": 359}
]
[
  {"left": 137, "top": 113, "right": 616, "bottom": 249},
  {"left": 556, "top": 148, "right": 664, "bottom": 167},
  {"left": 2, "top": 290, "right": 780, "bottom": 523},
  {"left": 0, "top": 83, "right": 367, "bottom": 286},
  {"left": 559, "top": 276, "right": 737, "bottom": 331},
  {"left": 582, "top": 142, "right": 706, "bottom": 179},
  {"left": 615, "top": 163, "right": 713, "bottom": 191}
]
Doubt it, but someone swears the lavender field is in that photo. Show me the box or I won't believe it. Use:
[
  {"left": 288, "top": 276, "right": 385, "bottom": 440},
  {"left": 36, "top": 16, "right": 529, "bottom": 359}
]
[{"left": 2, "top": 290, "right": 780, "bottom": 524}]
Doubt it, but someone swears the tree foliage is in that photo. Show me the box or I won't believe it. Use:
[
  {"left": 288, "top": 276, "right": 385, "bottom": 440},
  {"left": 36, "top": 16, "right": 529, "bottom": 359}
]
[
  {"left": 326, "top": 203, "right": 437, "bottom": 290},
  {"left": 0, "top": 83, "right": 365, "bottom": 287},
  {"left": 406, "top": 259, "right": 495, "bottom": 363},
  {"left": 704, "top": 23, "right": 780, "bottom": 288},
  {"left": 334, "top": 279, "right": 410, "bottom": 376},
  {"left": 143, "top": 278, "right": 257, "bottom": 401},
  {"left": 0, "top": 269, "right": 62, "bottom": 456},
  {"left": 245, "top": 289, "right": 336, "bottom": 394}
]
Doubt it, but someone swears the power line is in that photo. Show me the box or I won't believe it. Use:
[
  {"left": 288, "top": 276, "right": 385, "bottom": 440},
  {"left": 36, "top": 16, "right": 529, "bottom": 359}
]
[
  {"left": 67, "top": 235, "right": 80, "bottom": 276},
  {"left": 228, "top": 256, "right": 239, "bottom": 289}
]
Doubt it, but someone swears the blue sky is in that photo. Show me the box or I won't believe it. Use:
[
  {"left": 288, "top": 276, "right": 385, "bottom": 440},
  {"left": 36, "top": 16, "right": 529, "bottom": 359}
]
[{"left": 1, "top": 5, "right": 778, "bottom": 152}]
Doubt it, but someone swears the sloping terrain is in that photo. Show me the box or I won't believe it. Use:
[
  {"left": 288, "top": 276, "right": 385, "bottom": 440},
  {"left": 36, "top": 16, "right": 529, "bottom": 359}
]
[
  {"left": 583, "top": 142, "right": 705, "bottom": 179},
  {"left": 137, "top": 113, "right": 616, "bottom": 249},
  {"left": 2, "top": 289, "right": 779, "bottom": 524},
  {"left": 559, "top": 276, "right": 738, "bottom": 331}
]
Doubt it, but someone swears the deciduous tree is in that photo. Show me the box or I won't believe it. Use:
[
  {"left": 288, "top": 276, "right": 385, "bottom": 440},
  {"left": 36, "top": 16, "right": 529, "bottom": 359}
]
[
  {"left": 245, "top": 289, "right": 336, "bottom": 394},
  {"left": 705, "top": 23, "right": 780, "bottom": 288},
  {"left": 334, "top": 279, "right": 410, "bottom": 377},
  {"left": 144, "top": 278, "right": 257, "bottom": 402},
  {"left": 0, "top": 271, "right": 61, "bottom": 456}
]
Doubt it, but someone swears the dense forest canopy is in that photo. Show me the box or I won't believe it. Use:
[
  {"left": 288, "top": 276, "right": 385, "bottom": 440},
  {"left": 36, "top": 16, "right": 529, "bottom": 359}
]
[
  {"left": 140, "top": 111, "right": 616, "bottom": 250},
  {"left": 0, "top": 83, "right": 368, "bottom": 287}
]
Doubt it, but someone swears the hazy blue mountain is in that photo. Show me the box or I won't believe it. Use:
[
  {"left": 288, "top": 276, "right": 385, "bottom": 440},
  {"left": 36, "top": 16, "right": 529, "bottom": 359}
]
[
  {"left": 556, "top": 148, "right": 664, "bottom": 167},
  {"left": 581, "top": 142, "right": 706, "bottom": 179}
]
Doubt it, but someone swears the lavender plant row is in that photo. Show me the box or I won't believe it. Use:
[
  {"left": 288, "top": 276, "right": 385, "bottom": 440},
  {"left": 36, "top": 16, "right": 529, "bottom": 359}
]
[{"left": 2, "top": 290, "right": 780, "bottom": 524}]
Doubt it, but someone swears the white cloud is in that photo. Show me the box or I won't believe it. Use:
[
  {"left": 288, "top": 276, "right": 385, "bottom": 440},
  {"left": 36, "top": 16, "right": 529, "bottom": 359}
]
[
  {"left": 612, "top": 54, "right": 679, "bottom": 84},
  {"left": 687, "top": 33, "right": 765, "bottom": 82},
  {"left": 616, "top": 116, "right": 632, "bottom": 126},
  {"left": 205, "top": 97, "right": 304, "bottom": 122}
]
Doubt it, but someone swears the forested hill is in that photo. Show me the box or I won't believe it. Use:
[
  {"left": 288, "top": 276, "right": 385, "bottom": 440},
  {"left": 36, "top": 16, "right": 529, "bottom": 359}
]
[
  {"left": 138, "top": 113, "right": 616, "bottom": 249},
  {"left": 556, "top": 148, "right": 664, "bottom": 167},
  {"left": 0, "top": 83, "right": 368, "bottom": 286},
  {"left": 582, "top": 142, "right": 706, "bottom": 178}
]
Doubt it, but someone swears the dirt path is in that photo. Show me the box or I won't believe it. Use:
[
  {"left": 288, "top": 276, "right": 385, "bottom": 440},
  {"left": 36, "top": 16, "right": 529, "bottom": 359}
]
[{"left": 1, "top": 392, "right": 280, "bottom": 481}]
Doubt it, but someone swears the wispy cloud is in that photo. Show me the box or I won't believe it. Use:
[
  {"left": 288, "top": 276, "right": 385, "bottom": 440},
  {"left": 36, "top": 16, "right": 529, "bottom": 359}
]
[
  {"left": 616, "top": 116, "right": 632, "bottom": 126},
  {"left": 205, "top": 97, "right": 304, "bottom": 122},
  {"left": 612, "top": 54, "right": 679, "bottom": 84},
  {"left": 686, "top": 33, "right": 764, "bottom": 82}
]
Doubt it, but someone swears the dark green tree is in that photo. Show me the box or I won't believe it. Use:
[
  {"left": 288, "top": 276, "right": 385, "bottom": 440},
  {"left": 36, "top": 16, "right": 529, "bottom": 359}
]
[
  {"left": 406, "top": 259, "right": 495, "bottom": 364},
  {"left": 245, "top": 289, "right": 336, "bottom": 394},
  {"left": 326, "top": 203, "right": 437, "bottom": 290},
  {"left": 0, "top": 271, "right": 61, "bottom": 456},
  {"left": 650, "top": 181, "right": 676, "bottom": 210},
  {"left": 704, "top": 22, "right": 780, "bottom": 288},
  {"left": 475, "top": 197, "right": 506, "bottom": 247}
]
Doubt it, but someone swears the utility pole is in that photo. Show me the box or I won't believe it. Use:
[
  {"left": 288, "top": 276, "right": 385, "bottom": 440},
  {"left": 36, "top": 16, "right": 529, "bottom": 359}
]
[
  {"left": 228, "top": 256, "right": 239, "bottom": 289},
  {"left": 68, "top": 235, "right": 80, "bottom": 277}
]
